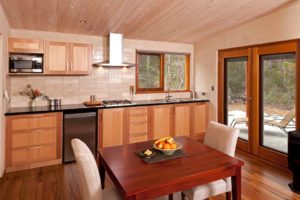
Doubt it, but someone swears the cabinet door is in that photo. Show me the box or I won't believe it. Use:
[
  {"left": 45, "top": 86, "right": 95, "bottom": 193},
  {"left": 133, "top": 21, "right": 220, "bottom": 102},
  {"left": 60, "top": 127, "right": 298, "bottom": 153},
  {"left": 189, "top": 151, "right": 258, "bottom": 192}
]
[
  {"left": 151, "top": 105, "right": 174, "bottom": 139},
  {"left": 69, "top": 43, "right": 91, "bottom": 74},
  {"left": 9, "top": 37, "right": 44, "bottom": 53},
  {"left": 174, "top": 104, "right": 191, "bottom": 137},
  {"left": 45, "top": 41, "right": 69, "bottom": 74},
  {"left": 192, "top": 103, "right": 209, "bottom": 137},
  {"left": 100, "top": 109, "right": 124, "bottom": 147}
]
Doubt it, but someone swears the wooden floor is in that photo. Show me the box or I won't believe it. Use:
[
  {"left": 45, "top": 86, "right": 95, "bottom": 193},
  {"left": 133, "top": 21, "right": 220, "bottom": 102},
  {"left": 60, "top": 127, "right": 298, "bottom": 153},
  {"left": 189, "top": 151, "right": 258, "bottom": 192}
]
[{"left": 1, "top": 150, "right": 300, "bottom": 200}]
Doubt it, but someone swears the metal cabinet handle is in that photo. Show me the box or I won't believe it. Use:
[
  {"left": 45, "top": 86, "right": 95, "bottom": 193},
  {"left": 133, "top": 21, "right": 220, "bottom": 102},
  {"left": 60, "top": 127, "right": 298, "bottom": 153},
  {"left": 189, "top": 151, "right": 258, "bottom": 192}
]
[{"left": 27, "top": 145, "right": 43, "bottom": 150}]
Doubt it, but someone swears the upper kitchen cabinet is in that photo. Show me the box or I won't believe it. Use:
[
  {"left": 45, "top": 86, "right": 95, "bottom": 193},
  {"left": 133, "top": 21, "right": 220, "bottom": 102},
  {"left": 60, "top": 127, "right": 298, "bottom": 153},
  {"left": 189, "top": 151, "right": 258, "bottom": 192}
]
[
  {"left": 44, "top": 41, "right": 92, "bottom": 75},
  {"left": 9, "top": 37, "right": 44, "bottom": 53}
]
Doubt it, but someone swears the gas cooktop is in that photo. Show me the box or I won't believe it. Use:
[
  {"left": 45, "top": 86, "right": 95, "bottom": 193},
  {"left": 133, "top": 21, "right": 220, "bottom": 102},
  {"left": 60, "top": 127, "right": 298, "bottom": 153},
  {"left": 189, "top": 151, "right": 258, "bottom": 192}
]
[{"left": 102, "top": 99, "right": 135, "bottom": 107}]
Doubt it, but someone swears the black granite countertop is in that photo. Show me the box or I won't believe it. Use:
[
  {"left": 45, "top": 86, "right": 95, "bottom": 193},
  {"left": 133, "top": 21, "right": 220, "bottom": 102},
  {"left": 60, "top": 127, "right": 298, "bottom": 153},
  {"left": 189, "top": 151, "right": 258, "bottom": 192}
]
[{"left": 5, "top": 98, "right": 209, "bottom": 116}]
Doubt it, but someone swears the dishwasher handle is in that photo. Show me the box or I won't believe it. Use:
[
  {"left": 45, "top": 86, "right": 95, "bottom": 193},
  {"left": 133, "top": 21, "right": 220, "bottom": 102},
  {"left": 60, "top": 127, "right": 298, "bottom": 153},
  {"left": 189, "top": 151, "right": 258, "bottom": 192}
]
[{"left": 64, "top": 112, "right": 96, "bottom": 119}]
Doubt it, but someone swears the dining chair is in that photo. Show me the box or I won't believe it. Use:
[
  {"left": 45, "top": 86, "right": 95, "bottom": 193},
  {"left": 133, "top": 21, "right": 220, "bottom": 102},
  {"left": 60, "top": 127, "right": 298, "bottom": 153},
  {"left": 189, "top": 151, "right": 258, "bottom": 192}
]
[
  {"left": 71, "top": 139, "right": 122, "bottom": 200},
  {"left": 182, "top": 121, "right": 239, "bottom": 200}
]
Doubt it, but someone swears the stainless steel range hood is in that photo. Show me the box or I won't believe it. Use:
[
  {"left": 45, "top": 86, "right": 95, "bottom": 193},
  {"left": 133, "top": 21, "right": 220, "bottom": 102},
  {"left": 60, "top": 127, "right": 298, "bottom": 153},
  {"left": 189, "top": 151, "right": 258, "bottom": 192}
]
[{"left": 94, "top": 33, "right": 134, "bottom": 67}]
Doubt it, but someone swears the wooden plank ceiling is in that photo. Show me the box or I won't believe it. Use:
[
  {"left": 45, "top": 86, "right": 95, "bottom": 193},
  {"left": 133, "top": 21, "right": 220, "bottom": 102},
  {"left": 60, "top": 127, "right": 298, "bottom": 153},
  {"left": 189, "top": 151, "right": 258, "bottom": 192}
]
[{"left": 0, "top": 0, "right": 295, "bottom": 43}]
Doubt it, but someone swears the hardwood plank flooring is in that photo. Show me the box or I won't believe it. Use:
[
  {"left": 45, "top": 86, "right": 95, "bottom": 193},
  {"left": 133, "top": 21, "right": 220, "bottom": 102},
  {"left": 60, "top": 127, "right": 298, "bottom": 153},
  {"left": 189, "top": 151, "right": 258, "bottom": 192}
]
[{"left": 0, "top": 150, "right": 299, "bottom": 200}]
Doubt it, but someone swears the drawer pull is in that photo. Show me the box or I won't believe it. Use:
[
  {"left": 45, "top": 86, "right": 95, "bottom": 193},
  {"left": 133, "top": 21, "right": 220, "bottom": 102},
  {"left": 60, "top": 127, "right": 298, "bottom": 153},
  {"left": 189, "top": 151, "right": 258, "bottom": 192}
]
[
  {"left": 131, "top": 132, "right": 147, "bottom": 137},
  {"left": 27, "top": 146, "right": 43, "bottom": 150},
  {"left": 131, "top": 122, "right": 147, "bottom": 125}
]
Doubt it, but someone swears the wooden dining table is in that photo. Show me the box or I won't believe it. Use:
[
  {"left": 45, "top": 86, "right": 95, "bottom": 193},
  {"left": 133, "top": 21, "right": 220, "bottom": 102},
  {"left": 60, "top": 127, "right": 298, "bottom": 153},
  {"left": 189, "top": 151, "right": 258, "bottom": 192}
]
[{"left": 97, "top": 136, "right": 244, "bottom": 200}]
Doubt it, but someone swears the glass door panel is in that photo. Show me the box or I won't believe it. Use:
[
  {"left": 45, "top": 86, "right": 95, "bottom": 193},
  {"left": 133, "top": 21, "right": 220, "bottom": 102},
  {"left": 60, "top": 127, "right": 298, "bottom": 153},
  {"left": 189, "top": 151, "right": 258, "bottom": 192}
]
[
  {"left": 225, "top": 57, "right": 248, "bottom": 141},
  {"left": 260, "top": 53, "right": 296, "bottom": 153}
]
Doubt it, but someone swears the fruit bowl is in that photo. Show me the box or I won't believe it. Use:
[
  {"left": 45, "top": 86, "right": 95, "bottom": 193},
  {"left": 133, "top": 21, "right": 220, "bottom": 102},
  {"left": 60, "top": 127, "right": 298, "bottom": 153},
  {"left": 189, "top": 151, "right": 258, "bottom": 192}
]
[{"left": 153, "top": 142, "right": 182, "bottom": 155}]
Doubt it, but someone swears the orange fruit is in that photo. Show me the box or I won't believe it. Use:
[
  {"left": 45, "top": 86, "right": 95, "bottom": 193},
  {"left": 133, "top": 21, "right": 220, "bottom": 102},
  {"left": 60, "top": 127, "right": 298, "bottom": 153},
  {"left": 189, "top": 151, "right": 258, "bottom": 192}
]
[
  {"left": 156, "top": 142, "right": 163, "bottom": 149},
  {"left": 170, "top": 143, "right": 177, "bottom": 149},
  {"left": 163, "top": 143, "right": 171, "bottom": 149}
]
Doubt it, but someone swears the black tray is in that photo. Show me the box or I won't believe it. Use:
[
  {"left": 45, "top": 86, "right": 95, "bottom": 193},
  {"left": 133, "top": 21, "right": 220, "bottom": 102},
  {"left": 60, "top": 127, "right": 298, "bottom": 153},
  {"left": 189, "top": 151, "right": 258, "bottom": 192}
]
[{"left": 136, "top": 149, "right": 188, "bottom": 164}]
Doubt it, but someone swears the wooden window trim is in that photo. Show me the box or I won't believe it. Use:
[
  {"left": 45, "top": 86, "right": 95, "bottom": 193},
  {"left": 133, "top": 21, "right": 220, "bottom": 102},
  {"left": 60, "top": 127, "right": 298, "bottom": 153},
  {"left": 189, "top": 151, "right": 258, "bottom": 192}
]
[{"left": 136, "top": 51, "right": 190, "bottom": 94}]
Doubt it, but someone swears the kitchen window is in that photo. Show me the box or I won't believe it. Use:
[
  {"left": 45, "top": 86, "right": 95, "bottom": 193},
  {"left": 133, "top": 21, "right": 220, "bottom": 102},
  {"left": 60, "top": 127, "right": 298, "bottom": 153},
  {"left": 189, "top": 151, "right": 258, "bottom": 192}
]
[{"left": 136, "top": 51, "right": 190, "bottom": 93}]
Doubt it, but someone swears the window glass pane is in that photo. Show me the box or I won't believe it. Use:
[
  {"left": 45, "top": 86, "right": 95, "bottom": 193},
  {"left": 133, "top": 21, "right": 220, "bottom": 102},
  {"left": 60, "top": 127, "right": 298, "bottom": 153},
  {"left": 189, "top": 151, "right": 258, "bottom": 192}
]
[
  {"left": 225, "top": 57, "right": 248, "bottom": 141},
  {"left": 261, "top": 53, "right": 296, "bottom": 153},
  {"left": 164, "top": 54, "right": 186, "bottom": 90},
  {"left": 138, "top": 54, "right": 161, "bottom": 89}
]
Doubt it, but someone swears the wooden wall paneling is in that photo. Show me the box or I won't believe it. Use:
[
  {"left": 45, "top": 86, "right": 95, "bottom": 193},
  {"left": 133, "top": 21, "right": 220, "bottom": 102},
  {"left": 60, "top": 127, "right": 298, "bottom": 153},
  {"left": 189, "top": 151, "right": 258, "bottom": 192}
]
[{"left": 0, "top": 1, "right": 292, "bottom": 43}]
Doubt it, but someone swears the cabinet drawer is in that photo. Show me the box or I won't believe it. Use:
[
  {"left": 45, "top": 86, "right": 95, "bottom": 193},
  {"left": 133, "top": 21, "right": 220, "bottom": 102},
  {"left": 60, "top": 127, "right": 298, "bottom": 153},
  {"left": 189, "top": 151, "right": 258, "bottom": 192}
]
[
  {"left": 129, "top": 133, "right": 148, "bottom": 144},
  {"left": 11, "top": 144, "right": 56, "bottom": 166},
  {"left": 10, "top": 113, "right": 58, "bottom": 132},
  {"left": 11, "top": 128, "right": 57, "bottom": 148},
  {"left": 130, "top": 108, "right": 148, "bottom": 116},
  {"left": 30, "top": 144, "right": 56, "bottom": 163},
  {"left": 129, "top": 123, "right": 148, "bottom": 134},
  {"left": 130, "top": 115, "right": 148, "bottom": 123},
  {"left": 11, "top": 148, "right": 29, "bottom": 166}
]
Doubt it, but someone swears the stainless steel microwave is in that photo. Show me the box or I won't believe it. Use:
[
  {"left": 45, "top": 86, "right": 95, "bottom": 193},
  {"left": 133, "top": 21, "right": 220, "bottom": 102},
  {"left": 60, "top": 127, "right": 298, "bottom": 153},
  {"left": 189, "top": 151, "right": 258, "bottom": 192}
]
[{"left": 9, "top": 53, "right": 43, "bottom": 73}]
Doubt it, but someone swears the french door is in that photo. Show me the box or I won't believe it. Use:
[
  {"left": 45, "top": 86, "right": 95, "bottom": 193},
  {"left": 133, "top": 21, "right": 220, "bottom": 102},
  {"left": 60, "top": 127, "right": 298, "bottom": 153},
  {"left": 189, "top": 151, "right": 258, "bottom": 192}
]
[
  {"left": 219, "top": 48, "right": 252, "bottom": 152},
  {"left": 219, "top": 41, "right": 300, "bottom": 166}
]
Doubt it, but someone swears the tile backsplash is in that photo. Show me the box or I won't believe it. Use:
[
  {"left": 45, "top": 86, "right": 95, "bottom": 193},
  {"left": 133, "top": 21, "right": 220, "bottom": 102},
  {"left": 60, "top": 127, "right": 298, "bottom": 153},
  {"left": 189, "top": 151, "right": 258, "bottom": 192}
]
[{"left": 9, "top": 67, "right": 190, "bottom": 107}]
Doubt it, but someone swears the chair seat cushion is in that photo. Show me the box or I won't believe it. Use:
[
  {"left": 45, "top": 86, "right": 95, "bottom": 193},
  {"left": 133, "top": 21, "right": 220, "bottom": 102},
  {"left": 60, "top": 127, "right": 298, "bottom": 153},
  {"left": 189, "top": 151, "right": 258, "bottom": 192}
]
[
  {"left": 183, "top": 179, "right": 227, "bottom": 200},
  {"left": 102, "top": 187, "right": 122, "bottom": 200}
]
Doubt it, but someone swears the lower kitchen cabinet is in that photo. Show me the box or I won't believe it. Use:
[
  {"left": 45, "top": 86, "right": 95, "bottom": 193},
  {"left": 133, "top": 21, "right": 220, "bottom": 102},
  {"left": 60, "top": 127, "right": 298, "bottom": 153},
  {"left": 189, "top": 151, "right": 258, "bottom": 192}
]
[
  {"left": 174, "top": 104, "right": 192, "bottom": 137},
  {"left": 192, "top": 102, "right": 209, "bottom": 138},
  {"left": 150, "top": 105, "right": 174, "bottom": 139},
  {"left": 6, "top": 112, "right": 62, "bottom": 172},
  {"left": 127, "top": 107, "right": 149, "bottom": 144},
  {"left": 99, "top": 102, "right": 209, "bottom": 148},
  {"left": 98, "top": 108, "right": 125, "bottom": 147}
]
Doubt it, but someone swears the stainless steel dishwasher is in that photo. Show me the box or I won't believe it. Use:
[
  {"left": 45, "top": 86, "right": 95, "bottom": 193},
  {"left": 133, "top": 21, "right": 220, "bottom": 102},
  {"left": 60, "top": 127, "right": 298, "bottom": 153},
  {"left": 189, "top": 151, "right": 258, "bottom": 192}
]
[{"left": 63, "top": 111, "right": 97, "bottom": 162}]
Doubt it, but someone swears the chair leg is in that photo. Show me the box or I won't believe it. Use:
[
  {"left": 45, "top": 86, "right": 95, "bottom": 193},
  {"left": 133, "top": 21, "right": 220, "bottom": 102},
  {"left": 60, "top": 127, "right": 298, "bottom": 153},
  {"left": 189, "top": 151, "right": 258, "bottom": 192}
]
[
  {"left": 181, "top": 192, "right": 185, "bottom": 200},
  {"left": 168, "top": 193, "right": 173, "bottom": 200},
  {"left": 226, "top": 192, "right": 232, "bottom": 200}
]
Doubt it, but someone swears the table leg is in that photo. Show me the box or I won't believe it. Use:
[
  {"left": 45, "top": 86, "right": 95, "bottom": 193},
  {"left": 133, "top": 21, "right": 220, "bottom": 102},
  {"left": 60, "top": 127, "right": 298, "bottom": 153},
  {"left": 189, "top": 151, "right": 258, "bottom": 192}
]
[
  {"left": 99, "top": 160, "right": 106, "bottom": 189},
  {"left": 168, "top": 193, "right": 173, "bottom": 200},
  {"left": 231, "top": 166, "right": 241, "bottom": 200}
]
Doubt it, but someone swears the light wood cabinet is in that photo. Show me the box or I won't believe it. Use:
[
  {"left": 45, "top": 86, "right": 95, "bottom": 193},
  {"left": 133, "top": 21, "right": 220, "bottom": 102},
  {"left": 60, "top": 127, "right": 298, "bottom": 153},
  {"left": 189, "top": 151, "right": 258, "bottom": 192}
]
[
  {"left": 127, "top": 107, "right": 149, "bottom": 144},
  {"left": 99, "top": 102, "right": 209, "bottom": 148},
  {"left": 9, "top": 37, "right": 44, "bottom": 53},
  {"left": 6, "top": 112, "right": 62, "bottom": 172},
  {"left": 192, "top": 102, "right": 209, "bottom": 137},
  {"left": 45, "top": 41, "right": 91, "bottom": 75},
  {"left": 174, "top": 104, "right": 192, "bottom": 137},
  {"left": 150, "top": 105, "right": 174, "bottom": 140},
  {"left": 99, "top": 108, "right": 125, "bottom": 148}
]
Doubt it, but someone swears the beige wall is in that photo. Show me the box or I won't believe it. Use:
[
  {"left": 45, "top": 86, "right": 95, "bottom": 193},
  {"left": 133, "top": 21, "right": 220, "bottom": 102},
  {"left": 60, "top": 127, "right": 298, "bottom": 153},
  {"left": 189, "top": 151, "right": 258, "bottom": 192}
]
[
  {"left": 194, "top": 1, "right": 300, "bottom": 121},
  {"left": 0, "top": 5, "right": 10, "bottom": 177},
  {"left": 9, "top": 29, "right": 193, "bottom": 107}
]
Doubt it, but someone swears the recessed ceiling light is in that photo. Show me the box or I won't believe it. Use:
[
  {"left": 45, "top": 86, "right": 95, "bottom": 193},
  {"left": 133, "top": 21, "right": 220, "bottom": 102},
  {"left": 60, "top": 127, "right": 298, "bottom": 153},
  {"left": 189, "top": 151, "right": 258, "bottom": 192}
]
[{"left": 79, "top": 20, "right": 87, "bottom": 24}]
